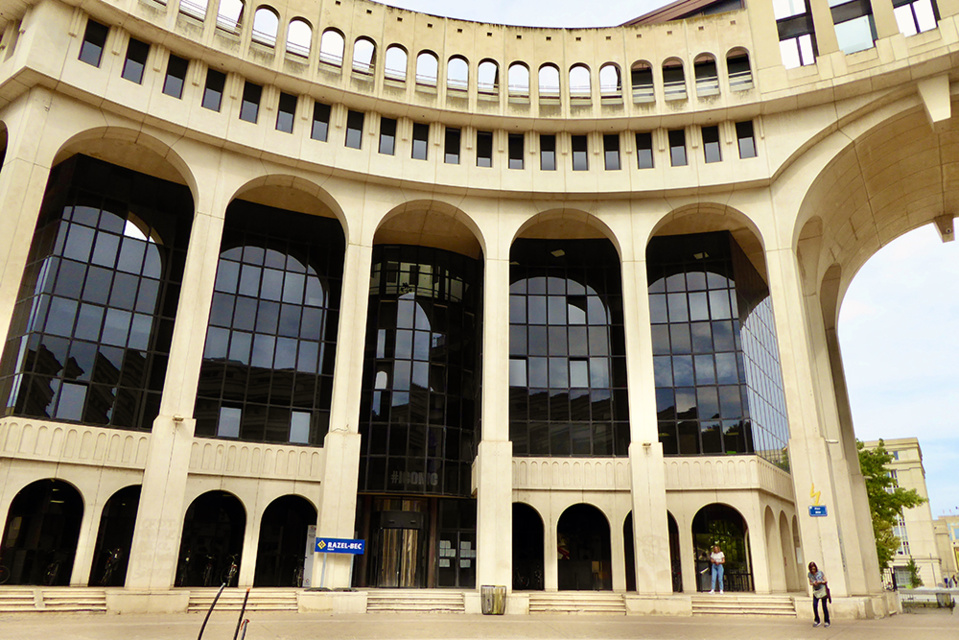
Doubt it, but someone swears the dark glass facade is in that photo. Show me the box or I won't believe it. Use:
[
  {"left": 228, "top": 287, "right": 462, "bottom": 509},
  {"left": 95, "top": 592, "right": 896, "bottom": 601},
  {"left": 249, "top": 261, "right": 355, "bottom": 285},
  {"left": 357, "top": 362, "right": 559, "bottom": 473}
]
[
  {"left": 357, "top": 245, "right": 482, "bottom": 496},
  {"left": 0, "top": 156, "right": 193, "bottom": 430},
  {"left": 508, "top": 239, "right": 630, "bottom": 457},
  {"left": 647, "top": 231, "right": 789, "bottom": 467},
  {"left": 194, "top": 201, "right": 344, "bottom": 446}
]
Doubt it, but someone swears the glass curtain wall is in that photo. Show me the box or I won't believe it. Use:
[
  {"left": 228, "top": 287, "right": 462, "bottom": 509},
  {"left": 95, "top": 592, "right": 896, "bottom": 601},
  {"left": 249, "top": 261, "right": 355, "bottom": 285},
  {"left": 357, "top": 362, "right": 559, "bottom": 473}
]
[
  {"left": 194, "top": 201, "right": 344, "bottom": 446},
  {"left": 0, "top": 156, "right": 193, "bottom": 429},
  {"left": 509, "top": 239, "right": 629, "bottom": 457},
  {"left": 646, "top": 232, "right": 789, "bottom": 468}
]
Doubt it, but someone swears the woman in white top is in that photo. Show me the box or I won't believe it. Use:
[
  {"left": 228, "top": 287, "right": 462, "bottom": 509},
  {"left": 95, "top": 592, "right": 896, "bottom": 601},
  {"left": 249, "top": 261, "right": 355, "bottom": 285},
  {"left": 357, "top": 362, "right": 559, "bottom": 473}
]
[
  {"left": 709, "top": 545, "right": 725, "bottom": 593},
  {"left": 807, "top": 561, "right": 830, "bottom": 627}
]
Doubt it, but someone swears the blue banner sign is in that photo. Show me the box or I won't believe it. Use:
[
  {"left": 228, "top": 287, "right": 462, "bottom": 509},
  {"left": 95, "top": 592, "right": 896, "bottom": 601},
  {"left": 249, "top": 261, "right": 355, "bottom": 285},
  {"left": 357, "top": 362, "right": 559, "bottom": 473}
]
[
  {"left": 315, "top": 537, "right": 365, "bottom": 554},
  {"left": 808, "top": 505, "right": 827, "bottom": 517}
]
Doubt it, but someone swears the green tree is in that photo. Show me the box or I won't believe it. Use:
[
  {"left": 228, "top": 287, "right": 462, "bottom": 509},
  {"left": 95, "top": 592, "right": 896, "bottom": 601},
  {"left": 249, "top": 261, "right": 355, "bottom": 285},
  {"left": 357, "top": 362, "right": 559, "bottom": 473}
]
[
  {"left": 905, "top": 557, "right": 924, "bottom": 588},
  {"left": 857, "top": 439, "right": 926, "bottom": 570}
]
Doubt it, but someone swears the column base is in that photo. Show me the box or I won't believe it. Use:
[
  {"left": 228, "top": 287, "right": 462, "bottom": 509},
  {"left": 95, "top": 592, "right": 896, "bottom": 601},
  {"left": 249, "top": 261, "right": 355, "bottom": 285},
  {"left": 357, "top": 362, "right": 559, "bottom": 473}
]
[{"left": 105, "top": 590, "right": 190, "bottom": 613}]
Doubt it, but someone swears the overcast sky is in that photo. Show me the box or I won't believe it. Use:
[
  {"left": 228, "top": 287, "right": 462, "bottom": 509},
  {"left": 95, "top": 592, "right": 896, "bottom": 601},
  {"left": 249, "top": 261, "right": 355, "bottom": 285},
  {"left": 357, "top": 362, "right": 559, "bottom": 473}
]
[{"left": 380, "top": 0, "right": 959, "bottom": 517}]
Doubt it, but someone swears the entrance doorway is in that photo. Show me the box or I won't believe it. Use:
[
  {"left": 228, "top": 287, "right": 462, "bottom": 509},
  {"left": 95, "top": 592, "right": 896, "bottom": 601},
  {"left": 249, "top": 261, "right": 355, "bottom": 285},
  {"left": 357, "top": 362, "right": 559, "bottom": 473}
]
[{"left": 355, "top": 496, "right": 475, "bottom": 589}]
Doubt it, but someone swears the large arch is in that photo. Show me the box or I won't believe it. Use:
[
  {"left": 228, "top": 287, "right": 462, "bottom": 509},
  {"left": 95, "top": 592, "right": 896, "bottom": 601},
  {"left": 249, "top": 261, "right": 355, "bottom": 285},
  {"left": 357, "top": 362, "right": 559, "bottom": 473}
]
[
  {"left": 1, "top": 479, "right": 84, "bottom": 585},
  {"left": 374, "top": 200, "right": 485, "bottom": 259},
  {"left": 692, "top": 503, "right": 752, "bottom": 592},
  {"left": 89, "top": 485, "right": 140, "bottom": 586},
  {"left": 229, "top": 174, "right": 349, "bottom": 243},
  {"left": 512, "top": 502, "right": 544, "bottom": 590},
  {"left": 254, "top": 495, "right": 316, "bottom": 587},
  {"left": 175, "top": 490, "right": 246, "bottom": 587},
  {"left": 557, "top": 503, "right": 611, "bottom": 591}
]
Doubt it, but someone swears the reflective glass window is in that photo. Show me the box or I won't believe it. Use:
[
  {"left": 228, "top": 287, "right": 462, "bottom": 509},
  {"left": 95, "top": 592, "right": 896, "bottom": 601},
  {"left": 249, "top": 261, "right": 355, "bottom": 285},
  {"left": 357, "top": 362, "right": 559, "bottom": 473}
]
[
  {"left": 121, "top": 38, "right": 149, "bottom": 84},
  {"left": 79, "top": 20, "right": 109, "bottom": 67},
  {"left": 163, "top": 55, "right": 189, "bottom": 99}
]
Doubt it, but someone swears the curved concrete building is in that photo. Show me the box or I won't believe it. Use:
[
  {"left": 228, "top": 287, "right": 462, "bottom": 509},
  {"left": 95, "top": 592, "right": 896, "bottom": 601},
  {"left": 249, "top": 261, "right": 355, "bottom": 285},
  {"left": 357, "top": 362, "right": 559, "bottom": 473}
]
[{"left": 0, "top": 0, "right": 952, "bottom": 616}]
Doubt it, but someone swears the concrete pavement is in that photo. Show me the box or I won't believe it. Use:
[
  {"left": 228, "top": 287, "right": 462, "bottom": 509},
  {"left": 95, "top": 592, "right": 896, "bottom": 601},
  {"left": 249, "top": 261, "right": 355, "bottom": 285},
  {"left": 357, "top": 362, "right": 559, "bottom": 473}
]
[{"left": 0, "top": 608, "right": 956, "bottom": 640}]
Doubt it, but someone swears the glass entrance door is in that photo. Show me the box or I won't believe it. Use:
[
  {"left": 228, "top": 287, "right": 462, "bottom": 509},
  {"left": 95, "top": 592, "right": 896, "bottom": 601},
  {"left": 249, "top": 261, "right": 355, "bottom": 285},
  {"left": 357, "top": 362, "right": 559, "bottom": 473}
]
[{"left": 369, "top": 499, "right": 427, "bottom": 588}]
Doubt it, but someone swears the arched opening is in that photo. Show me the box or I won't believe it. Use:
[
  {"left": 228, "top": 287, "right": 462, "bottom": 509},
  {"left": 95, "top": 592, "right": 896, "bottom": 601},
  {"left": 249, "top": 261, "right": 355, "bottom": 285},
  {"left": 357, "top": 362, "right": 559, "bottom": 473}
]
[
  {"left": 508, "top": 62, "right": 530, "bottom": 99},
  {"left": 512, "top": 503, "right": 544, "bottom": 590},
  {"left": 352, "top": 37, "right": 376, "bottom": 77},
  {"left": 319, "top": 29, "right": 345, "bottom": 67},
  {"left": 668, "top": 511, "right": 682, "bottom": 592},
  {"left": 599, "top": 63, "right": 622, "bottom": 97},
  {"left": 384, "top": 45, "right": 408, "bottom": 82},
  {"left": 568, "top": 64, "right": 591, "bottom": 101},
  {"left": 415, "top": 51, "right": 439, "bottom": 86},
  {"left": 726, "top": 47, "right": 752, "bottom": 91},
  {"left": 537, "top": 64, "right": 560, "bottom": 101},
  {"left": 89, "top": 485, "right": 140, "bottom": 586},
  {"left": 624, "top": 512, "right": 635, "bottom": 591},
  {"left": 662, "top": 58, "right": 686, "bottom": 101},
  {"left": 447, "top": 56, "right": 468, "bottom": 93},
  {"left": 254, "top": 495, "right": 316, "bottom": 587},
  {"left": 1, "top": 479, "right": 83, "bottom": 585},
  {"left": 478, "top": 59, "right": 499, "bottom": 96},
  {"left": 285, "top": 19, "right": 312, "bottom": 57},
  {"left": 216, "top": 0, "right": 244, "bottom": 32},
  {"left": 251, "top": 7, "right": 278, "bottom": 46},
  {"left": 779, "top": 511, "right": 800, "bottom": 590},
  {"left": 764, "top": 506, "right": 786, "bottom": 591},
  {"left": 175, "top": 491, "right": 246, "bottom": 587},
  {"left": 557, "top": 503, "right": 611, "bottom": 590},
  {"left": 630, "top": 60, "right": 654, "bottom": 103},
  {"left": 193, "top": 187, "right": 345, "bottom": 447},
  {"left": 694, "top": 54, "right": 719, "bottom": 98},
  {"left": 0, "top": 153, "right": 194, "bottom": 431},
  {"left": 692, "top": 503, "right": 752, "bottom": 592},
  {"left": 354, "top": 204, "right": 483, "bottom": 590}
]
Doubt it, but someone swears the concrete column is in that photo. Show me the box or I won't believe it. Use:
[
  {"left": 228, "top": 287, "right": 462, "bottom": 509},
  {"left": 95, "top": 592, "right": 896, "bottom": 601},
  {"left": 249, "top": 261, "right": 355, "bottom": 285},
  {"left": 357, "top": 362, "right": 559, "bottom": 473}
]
[
  {"left": 544, "top": 508, "right": 558, "bottom": 591},
  {"left": 764, "top": 248, "right": 877, "bottom": 598},
  {"left": 809, "top": 0, "right": 841, "bottom": 55},
  {"left": 476, "top": 256, "right": 512, "bottom": 589},
  {"left": 621, "top": 258, "right": 671, "bottom": 594},
  {"left": 677, "top": 510, "right": 697, "bottom": 593},
  {"left": 126, "top": 204, "right": 225, "bottom": 589},
  {"left": 870, "top": 0, "right": 900, "bottom": 39},
  {"left": 610, "top": 513, "right": 626, "bottom": 592},
  {"left": 238, "top": 512, "right": 258, "bottom": 587},
  {"left": 0, "top": 91, "right": 57, "bottom": 350},
  {"left": 310, "top": 240, "right": 371, "bottom": 588},
  {"left": 70, "top": 499, "right": 101, "bottom": 586}
]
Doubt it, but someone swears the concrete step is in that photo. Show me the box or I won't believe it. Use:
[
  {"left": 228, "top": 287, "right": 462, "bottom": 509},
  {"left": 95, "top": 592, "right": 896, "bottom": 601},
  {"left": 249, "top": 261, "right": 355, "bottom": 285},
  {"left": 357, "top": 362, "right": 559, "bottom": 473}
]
[
  {"left": 529, "top": 592, "right": 626, "bottom": 615},
  {"left": 0, "top": 587, "right": 40, "bottom": 612},
  {"left": 40, "top": 588, "right": 108, "bottom": 613},
  {"left": 690, "top": 594, "right": 796, "bottom": 617},
  {"left": 366, "top": 590, "right": 465, "bottom": 613},
  {"left": 186, "top": 588, "right": 299, "bottom": 613}
]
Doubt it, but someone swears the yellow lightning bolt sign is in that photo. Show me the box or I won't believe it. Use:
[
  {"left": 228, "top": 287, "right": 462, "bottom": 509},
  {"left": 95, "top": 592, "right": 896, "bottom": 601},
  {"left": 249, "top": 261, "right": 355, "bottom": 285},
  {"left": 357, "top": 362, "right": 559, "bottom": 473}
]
[{"left": 810, "top": 483, "right": 821, "bottom": 506}]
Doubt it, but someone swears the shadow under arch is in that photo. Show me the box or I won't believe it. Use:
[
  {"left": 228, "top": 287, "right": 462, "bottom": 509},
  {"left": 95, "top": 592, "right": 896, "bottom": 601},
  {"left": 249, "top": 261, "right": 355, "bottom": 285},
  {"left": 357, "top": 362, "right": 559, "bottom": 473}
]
[
  {"left": 692, "top": 502, "right": 752, "bottom": 592},
  {"left": 51, "top": 127, "right": 198, "bottom": 206},
  {"left": 557, "top": 503, "right": 611, "bottom": 591},
  {"left": 375, "top": 199, "right": 484, "bottom": 259},
  {"left": 230, "top": 174, "right": 349, "bottom": 242},
  {"left": 513, "top": 208, "right": 622, "bottom": 259},
  {"left": 175, "top": 490, "right": 246, "bottom": 587},
  {"left": 512, "top": 502, "right": 544, "bottom": 590}
]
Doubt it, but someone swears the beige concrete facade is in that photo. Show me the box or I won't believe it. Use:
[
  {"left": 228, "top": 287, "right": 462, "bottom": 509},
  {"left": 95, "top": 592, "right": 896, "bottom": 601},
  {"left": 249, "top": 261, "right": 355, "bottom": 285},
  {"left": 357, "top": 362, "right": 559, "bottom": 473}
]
[{"left": 0, "top": 0, "right": 955, "bottom": 618}]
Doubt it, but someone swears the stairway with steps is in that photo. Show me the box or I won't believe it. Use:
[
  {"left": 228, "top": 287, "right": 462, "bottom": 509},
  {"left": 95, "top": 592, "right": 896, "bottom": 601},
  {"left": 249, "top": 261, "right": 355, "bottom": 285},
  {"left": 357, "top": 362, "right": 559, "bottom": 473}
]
[
  {"left": 0, "top": 587, "right": 107, "bottom": 613},
  {"left": 366, "top": 589, "right": 465, "bottom": 613},
  {"left": 528, "top": 592, "right": 627, "bottom": 614},
  {"left": 690, "top": 593, "right": 797, "bottom": 617},
  {"left": 186, "top": 588, "right": 299, "bottom": 613}
]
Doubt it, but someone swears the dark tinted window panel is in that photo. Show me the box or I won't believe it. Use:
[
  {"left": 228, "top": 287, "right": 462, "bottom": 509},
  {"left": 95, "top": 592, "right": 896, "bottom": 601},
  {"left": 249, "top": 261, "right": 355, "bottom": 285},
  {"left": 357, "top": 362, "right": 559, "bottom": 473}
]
[
  {"left": 163, "top": 55, "right": 189, "bottom": 99},
  {"left": 202, "top": 70, "right": 226, "bottom": 111},
  {"left": 345, "top": 110, "right": 364, "bottom": 149},
  {"left": 476, "top": 131, "right": 493, "bottom": 167},
  {"left": 540, "top": 135, "right": 556, "bottom": 171},
  {"left": 79, "top": 20, "right": 109, "bottom": 67},
  {"left": 445, "top": 128, "right": 461, "bottom": 164},
  {"left": 603, "top": 134, "right": 621, "bottom": 171},
  {"left": 121, "top": 38, "right": 149, "bottom": 84},
  {"left": 276, "top": 93, "right": 296, "bottom": 133},
  {"left": 736, "top": 121, "right": 757, "bottom": 159},
  {"left": 412, "top": 122, "right": 429, "bottom": 160},
  {"left": 312, "top": 102, "right": 331, "bottom": 141},
  {"left": 571, "top": 135, "right": 588, "bottom": 171},
  {"left": 380, "top": 117, "right": 397, "bottom": 155},
  {"left": 508, "top": 134, "right": 524, "bottom": 170},
  {"left": 239, "top": 82, "right": 262, "bottom": 123},
  {"left": 669, "top": 129, "right": 687, "bottom": 166},
  {"left": 636, "top": 132, "right": 654, "bottom": 169},
  {"left": 702, "top": 126, "right": 722, "bottom": 163}
]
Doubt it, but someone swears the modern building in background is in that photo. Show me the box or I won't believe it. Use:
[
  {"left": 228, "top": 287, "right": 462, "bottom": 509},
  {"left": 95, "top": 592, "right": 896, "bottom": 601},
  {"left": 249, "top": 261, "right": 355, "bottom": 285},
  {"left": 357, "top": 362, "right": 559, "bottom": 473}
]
[
  {"left": 862, "top": 439, "right": 943, "bottom": 588},
  {"left": 0, "top": 0, "right": 955, "bottom": 616},
  {"left": 934, "top": 514, "right": 959, "bottom": 582}
]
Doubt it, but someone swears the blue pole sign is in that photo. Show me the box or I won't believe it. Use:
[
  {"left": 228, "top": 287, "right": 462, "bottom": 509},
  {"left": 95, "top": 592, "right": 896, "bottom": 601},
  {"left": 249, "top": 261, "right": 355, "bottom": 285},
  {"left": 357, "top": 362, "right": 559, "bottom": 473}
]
[
  {"left": 315, "top": 537, "right": 365, "bottom": 554},
  {"left": 808, "top": 505, "right": 827, "bottom": 517}
]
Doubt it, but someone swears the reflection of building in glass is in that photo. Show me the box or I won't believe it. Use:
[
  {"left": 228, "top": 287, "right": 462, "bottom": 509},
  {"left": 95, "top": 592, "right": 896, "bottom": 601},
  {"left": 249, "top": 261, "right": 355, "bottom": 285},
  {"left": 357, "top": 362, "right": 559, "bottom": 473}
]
[{"left": 647, "top": 232, "right": 789, "bottom": 467}]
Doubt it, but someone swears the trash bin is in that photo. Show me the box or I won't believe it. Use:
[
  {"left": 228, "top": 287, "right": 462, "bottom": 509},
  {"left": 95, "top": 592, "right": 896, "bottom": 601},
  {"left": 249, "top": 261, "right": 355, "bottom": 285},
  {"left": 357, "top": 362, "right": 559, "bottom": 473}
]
[
  {"left": 481, "top": 585, "right": 506, "bottom": 615},
  {"left": 936, "top": 592, "right": 953, "bottom": 608}
]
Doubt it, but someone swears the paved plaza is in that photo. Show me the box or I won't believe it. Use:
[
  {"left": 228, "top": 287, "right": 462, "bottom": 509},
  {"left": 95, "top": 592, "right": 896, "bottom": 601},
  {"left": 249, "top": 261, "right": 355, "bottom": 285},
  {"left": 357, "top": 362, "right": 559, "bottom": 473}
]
[{"left": 1, "top": 609, "right": 956, "bottom": 640}]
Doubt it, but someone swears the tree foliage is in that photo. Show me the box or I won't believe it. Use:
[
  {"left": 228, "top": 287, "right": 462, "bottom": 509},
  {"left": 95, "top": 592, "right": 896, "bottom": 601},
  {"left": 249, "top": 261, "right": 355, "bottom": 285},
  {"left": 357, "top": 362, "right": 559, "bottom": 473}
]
[{"left": 857, "top": 439, "right": 926, "bottom": 570}]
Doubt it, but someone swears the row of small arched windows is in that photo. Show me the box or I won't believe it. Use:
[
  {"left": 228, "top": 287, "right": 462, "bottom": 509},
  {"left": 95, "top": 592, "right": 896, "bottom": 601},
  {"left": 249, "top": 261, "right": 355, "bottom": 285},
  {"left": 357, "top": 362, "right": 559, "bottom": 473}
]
[{"left": 178, "top": 0, "right": 753, "bottom": 101}]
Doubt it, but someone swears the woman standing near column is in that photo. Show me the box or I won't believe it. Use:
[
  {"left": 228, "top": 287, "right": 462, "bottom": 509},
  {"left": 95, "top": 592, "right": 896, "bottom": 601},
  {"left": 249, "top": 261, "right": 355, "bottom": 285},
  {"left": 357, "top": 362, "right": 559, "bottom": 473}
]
[{"left": 807, "top": 561, "right": 830, "bottom": 627}]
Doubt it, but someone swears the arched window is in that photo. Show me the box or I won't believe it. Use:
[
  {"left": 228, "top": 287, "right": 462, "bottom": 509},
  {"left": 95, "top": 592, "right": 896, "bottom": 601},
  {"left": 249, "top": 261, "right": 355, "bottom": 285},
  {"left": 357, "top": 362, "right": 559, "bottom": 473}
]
[
  {"left": 726, "top": 48, "right": 752, "bottom": 91},
  {"left": 508, "top": 62, "right": 530, "bottom": 98},
  {"left": 179, "top": 0, "right": 208, "bottom": 21},
  {"left": 662, "top": 58, "right": 686, "bottom": 101},
  {"left": 216, "top": 0, "right": 244, "bottom": 32},
  {"left": 694, "top": 54, "right": 719, "bottom": 98},
  {"left": 416, "top": 51, "right": 438, "bottom": 86},
  {"left": 568, "top": 64, "right": 590, "bottom": 100},
  {"left": 353, "top": 37, "right": 376, "bottom": 76},
  {"left": 319, "top": 29, "right": 345, "bottom": 67},
  {"left": 285, "top": 19, "right": 312, "bottom": 57},
  {"left": 599, "top": 63, "right": 622, "bottom": 98},
  {"left": 251, "top": 7, "right": 278, "bottom": 46},
  {"left": 384, "top": 45, "right": 408, "bottom": 82},
  {"left": 538, "top": 64, "right": 560, "bottom": 101},
  {"left": 630, "top": 60, "right": 654, "bottom": 103},
  {"left": 478, "top": 59, "right": 499, "bottom": 95},
  {"left": 447, "top": 56, "right": 469, "bottom": 92}
]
